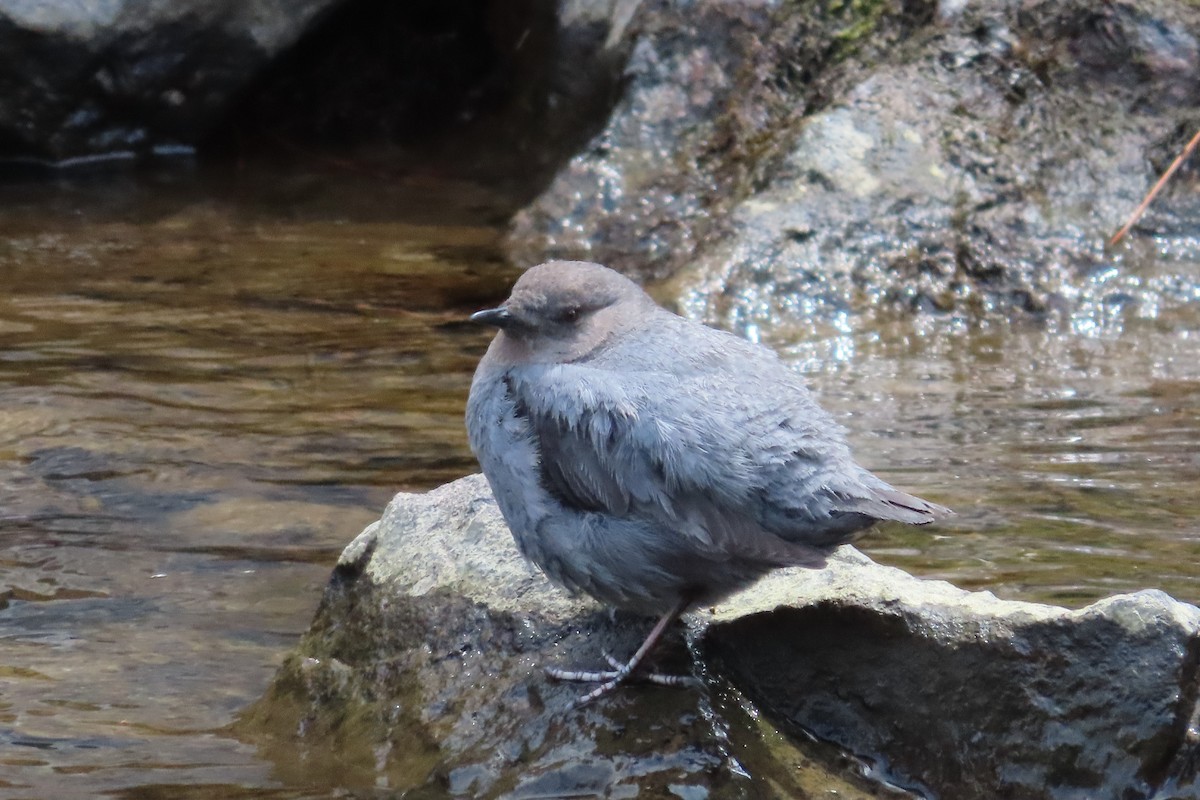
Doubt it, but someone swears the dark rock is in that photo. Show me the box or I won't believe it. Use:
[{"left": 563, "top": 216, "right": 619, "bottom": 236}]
[
  {"left": 0, "top": 0, "right": 338, "bottom": 162},
  {"left": 1, "top": 0, "right": 633, "bottom": 192},
  {"left": 205, "top": 0, "right": 630, "bottom": 180},
  {"left": 245, "top": 475, "right": 1200, "bottom": 798}
]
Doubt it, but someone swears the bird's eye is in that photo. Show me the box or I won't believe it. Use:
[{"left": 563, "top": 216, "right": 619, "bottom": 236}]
[{"left": 558, "top": 306, "right": 581, "bottom": 323}]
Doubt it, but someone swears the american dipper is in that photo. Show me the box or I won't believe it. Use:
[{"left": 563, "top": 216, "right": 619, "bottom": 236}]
[{"left": 466, "top": 260, "right": 950, "bottom": 704}]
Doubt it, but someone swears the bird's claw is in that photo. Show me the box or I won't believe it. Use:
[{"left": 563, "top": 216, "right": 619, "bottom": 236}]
[{"left": 545, "top": 650, "right": 699, "bottom": 706}]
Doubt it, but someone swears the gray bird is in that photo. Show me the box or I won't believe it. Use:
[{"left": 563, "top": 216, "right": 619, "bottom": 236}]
[{"left": 466, "top": 260, "right": 949, "bottom": 704}]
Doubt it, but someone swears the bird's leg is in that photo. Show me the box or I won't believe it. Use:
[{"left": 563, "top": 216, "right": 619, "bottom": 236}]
[{"left": 546, "top": 595, "right": 695, "bottom": 705}]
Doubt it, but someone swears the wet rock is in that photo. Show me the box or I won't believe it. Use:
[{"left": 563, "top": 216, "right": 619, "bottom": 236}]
[
  {"left": 0, "top": 0, "right": 337, "bottom": 162},
  {"left": 507, "top": 0, "right": 1200, "bottom": 331},
  {"left": 706, "top": 548, "right": 1200, "bottom": 799},
  {"left": 239, "top": 474, "right": 883, "bottom": 798},
  {"left": 246, "top": 474, "right": 1200, "bottom": 798}
]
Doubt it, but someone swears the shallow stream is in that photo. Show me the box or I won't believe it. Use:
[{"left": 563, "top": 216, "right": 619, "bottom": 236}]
[{"left": 0, "top": 165, "right": 1197, "bottom": 797}]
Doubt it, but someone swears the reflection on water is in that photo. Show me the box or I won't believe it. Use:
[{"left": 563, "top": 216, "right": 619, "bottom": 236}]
[{"left": 0, "top": 165, "right": 1197, "bottom": 797}]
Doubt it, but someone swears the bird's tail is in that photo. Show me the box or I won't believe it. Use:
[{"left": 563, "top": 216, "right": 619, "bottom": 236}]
[
  {"left": 865, "top": 486, "right": 953, "bottom": 525},
  {"left": 830, "top": 476, "right": 953, "bottom": 526}
]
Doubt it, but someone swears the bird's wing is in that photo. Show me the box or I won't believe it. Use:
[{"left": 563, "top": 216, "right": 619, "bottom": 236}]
[{"left": 505, "top": 361, "right": 875, "bottom": 566}]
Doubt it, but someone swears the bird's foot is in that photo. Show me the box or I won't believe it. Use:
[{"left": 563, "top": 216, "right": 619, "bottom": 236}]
[
  {"left": 598, "top": 650, "right": 697, "bottom": 688},
  {"left": 546, "top": 650, "right": 698, "bottom": 707}
]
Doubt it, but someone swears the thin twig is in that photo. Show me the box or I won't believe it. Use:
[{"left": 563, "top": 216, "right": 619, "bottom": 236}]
[{"left": 1110, "top": 127, "right": 1200, "bottom": 245}]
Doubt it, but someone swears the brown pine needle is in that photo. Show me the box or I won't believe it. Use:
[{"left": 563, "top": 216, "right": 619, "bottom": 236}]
[{"left": 1110, "top": 127, "right": 1200, "bottom": 245}]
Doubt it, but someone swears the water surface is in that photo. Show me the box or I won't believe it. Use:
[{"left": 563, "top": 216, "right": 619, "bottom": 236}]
[{"left": 0, "top": 164, "right": 1197, "bottom": 797}]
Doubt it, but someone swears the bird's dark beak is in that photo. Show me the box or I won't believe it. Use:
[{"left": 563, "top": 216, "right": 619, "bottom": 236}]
[{"left": 470, "top": 306, "right": 517, "bottom": 329}]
